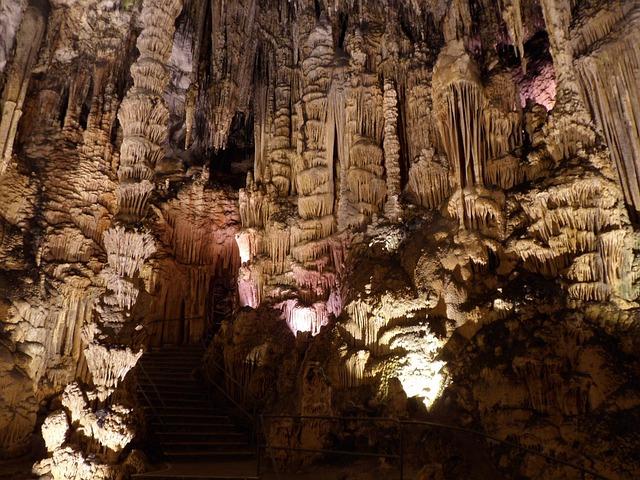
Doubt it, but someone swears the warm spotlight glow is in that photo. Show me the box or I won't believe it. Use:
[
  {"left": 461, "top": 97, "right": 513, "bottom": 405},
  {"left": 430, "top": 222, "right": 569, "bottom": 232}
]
[
  {"left": 278, "top": 300, "right": 331, "bottom": 335},
  {"left": 396, "top": 356, "right": 448, "bottom": 408},
  {"left": 235, "top": 232, "right": 252, "bottom": 264},
  {"left": 388, "top": 332, "right": 449, "bottom": 408}
]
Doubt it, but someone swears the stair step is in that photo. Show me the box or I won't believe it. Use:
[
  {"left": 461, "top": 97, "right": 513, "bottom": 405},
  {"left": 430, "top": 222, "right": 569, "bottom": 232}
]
[
  {"left": 153, "top": 422, "right": 237, "bottom": 429},
  {"left": 145, "top": 350, "right": 204, "bottom": 355},
  {"left": 132, "top": 460, "right": 259, "bottom": 479},
  {"left": 163, "top": 441, "right": 248, "bottom": 448},
  {"left": 140, "top": 370, "right": 200, "bottom": 376},
  {"left": 155, "top": 432, "right": 246, "bottom": 442},
  {"left": 144, "top": 351, "right": 202, "bottom": 355},
  {"left": 139, "top": 363, "right": 200, "bottom": 369},
  {"left": 138, "top": 372, "right": 200, "bottom": 378},
  {"left": 153, "top": 424, "right": 240, "bottom": 434},
  {"left": 153, "top": 416, "right": 235, "bottom": 422},
  {"left": 144, "top": 352, "right": 203, "bottom": 357},
  {"left": 138, "top": 347, "right": 255, "bottom": 471},
  {"left": 150, "top": 412, "right": 233, "bottom": 425},
  {"left": 139, "top": 382, "right": 202, "bottom": 388},
  {"left": 138, "top": 377, "right": 201, "bottom": 384},
  {"left": 162, "top": 451, "right": 255, "bottom": 460},
  {"left": 146, "top": 402, "right": 212, "bottom": 410},
  {"left": 147, "top": 406, "right": 227, "bottom": 414},
  {"left": 141, "top": 355, "right": 202, "bottom": 360},
  {"left": 142, "top": 395, "right": 210, "bottom": 402},
  {"left": 138, "top": 372, "right": 202, "bottom": 385},
  {"left": 140, "top": 396, "right": 208, "bottom": 404},
  {"left": 138, "top": 389, "right": 207, "bottom": 399},
  {"left": 138, "top": 382, "right": 203, "bottom": 390},
  {"left": 143, "top": 350, "right": 203, "bottom": 355}
]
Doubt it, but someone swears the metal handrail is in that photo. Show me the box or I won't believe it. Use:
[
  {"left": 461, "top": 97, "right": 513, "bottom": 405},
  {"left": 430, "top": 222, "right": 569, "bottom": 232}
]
[
  {"left": 134, "top": 314, "right": 610, "bottom": 480},
  {"left": 202, "top": 359, "right": 254, "bottom": 422},
  {"left": 201, "top": 350, "right": 261, "bottom": 479},
  {"left": 259, "top": 413, "right": 612, "bottom": 480},
  {"left": 402, "top": 419, "right": 608, "bottom": 479},
  {"left": 136, "top": 363, "right": 166, "bottom": 426},
  {"left": 204, "top": 353, "right": 256, "bottom": 399}
]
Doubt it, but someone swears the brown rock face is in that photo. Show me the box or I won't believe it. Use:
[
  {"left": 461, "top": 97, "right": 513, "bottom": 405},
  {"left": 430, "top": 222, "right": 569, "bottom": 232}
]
[{"left": 1, "top": 1, "right": 640, "bottom": 479}]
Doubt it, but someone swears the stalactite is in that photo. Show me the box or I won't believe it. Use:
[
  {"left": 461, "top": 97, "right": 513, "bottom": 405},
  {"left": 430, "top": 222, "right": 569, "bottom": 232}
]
[
  {"left": 406, "top": 148, "right": 451, "bottom": 209},
  {"left": 538, "top": 0, "right": 595, "bottom": 161},
  {"left": 198, "top": 0, "right": 258, "bottom": 151},
  {"left": 264, "top": 223, "right": 291, "bottom": 275},
  {"left": 336, "top": 347, "right": 369, "bottom": 388},
  {"left": 404, "top": 58, "right": 437, "bottom": 168},
  {"left": 0, "top": 0, "right": 26, "bottom": 74},
  {"left": 573, "top": 5, "right": 640, "bottom": 216},
  {"left": 236, "top": 229, "right": 261, "bottom": 264},
  {"left": 433, "top": 43, "right": 485, "bottom": 192},
  {"left": 512, "top": 356, "right": 593, "bottom": 415},
  {"left": 239, "top": 184, "right": 274, "bottom": 228},
  {"left": 499, "top": 0, "right": 527, "bottom": 73},
  {"left": 278, "top": 299, "right": 331, "bottom": 335},
  {"left": 485, "top": 154, "right": 526, "bottom": 190},
  {"left": 238, "top": 264, "right": 262, "bottom": 308},
  {"left": 342, "top": 33, "right": 387, "bottom": 224},
  {"left": 102, "top": 227, "right": 156, "bottom": 278},
  {"left": 566, "top": 253, "right": 604, "bottom": 283},
  {"left": 82, "top": 342, "right": 142, "bottom": 401}
]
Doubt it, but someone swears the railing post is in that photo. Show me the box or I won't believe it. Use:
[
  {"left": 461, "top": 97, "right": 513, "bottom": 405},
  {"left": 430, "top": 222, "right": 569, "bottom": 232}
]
[
  {"left": 255, "top": 410, "right": 261, "bottom": 478},
  {"left": 399, "top": 422, "right": 404, "bottom": 480}
]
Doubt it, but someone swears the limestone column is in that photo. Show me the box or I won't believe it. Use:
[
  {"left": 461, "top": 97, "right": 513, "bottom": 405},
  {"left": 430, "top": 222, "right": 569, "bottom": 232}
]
[{"left": 0, "top": 6, "right": 45, "bottom": 174}]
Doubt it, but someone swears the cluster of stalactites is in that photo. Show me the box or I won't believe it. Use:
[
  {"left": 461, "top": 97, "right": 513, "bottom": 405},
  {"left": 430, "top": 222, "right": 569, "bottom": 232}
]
[
  {"left": 99, "top": 226, "right": 156, "bottom": 326},
  {"left": 339, "top": 27, "right": 388, "bottom": 228},
  {"left": 407, "top": 148, "right": 451, "bottom": 210},
  {"left": 431, "top": 40, "right": 521, "bottom": 229},
  {"left": 116, "top": 0, "right": 183, "bottom": 220},
  {"left": 382, "top": 81, "right": 402, "bottom": 221},
  {"left": 192, "top": 0, "right": 258, "bottom": 152},
  {"left": 297, "top": 20, "right": 335, "bottom": 222},
  {"left": 538, "top": 0, "right": 596, "bottom": 162},
  {"left": 572, "top": 3, "right": 640, "bottom": 217},
  {"left": 509, "top": 175, "right": 637, "bottom": 302}
]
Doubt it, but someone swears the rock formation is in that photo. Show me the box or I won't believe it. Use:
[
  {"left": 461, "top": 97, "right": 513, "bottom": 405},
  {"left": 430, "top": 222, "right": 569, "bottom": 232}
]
[{"left": 1, "top": 0, "right": 640, "bottom": 479}]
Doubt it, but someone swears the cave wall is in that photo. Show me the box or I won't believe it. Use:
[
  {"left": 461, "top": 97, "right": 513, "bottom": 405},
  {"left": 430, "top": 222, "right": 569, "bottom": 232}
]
[{"left": 0, "top": 0, "right": 639, "bottom": 479}]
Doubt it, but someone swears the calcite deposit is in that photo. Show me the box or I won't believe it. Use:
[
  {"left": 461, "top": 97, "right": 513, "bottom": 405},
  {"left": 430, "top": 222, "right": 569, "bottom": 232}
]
[{"left": 1, "top": 0, "right": 640, "bottom": 479}]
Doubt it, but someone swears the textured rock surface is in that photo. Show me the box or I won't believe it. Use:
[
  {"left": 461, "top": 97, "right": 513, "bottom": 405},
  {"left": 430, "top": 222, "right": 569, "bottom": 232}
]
[{"left": 0, "top": 0, "right": 639, "bottom": 479}]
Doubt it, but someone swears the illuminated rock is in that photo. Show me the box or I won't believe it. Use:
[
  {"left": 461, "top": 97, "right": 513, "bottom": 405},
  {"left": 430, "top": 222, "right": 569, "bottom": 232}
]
[{"left": 0, "top": 1, "right": 639, "bottom": 478}]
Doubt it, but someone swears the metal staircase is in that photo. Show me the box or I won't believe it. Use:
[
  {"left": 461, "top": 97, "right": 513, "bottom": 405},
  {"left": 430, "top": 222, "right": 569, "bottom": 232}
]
[{"left": 133, "top": 345, "right": 259, "bottom": 480}]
